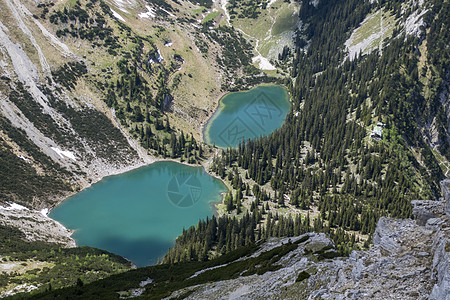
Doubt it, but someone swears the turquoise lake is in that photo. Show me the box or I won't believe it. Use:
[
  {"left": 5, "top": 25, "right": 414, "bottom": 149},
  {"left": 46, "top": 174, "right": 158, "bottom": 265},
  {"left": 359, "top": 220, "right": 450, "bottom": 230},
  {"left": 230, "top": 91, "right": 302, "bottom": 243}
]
[
  {"left": 49, "top": 161, "right": 227, "bottom": 267},
  {"left": 204, "top": 85, "right": 291, "bottom": 148}
]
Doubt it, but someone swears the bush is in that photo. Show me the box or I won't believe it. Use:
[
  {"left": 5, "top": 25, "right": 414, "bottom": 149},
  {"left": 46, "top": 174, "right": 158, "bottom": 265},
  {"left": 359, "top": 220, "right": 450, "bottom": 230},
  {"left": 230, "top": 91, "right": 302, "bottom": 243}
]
[{"left": 296, "top": 271, "right": 310, "bottom": 282}]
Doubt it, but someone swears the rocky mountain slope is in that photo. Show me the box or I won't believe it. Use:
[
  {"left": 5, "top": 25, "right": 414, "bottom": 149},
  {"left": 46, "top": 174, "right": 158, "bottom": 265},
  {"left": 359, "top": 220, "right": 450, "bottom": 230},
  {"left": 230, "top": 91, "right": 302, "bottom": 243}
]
[
  {"left": 0, "top": 0, "right": 291, "bottom": 212},
  {"left": 172, "top": 201, "right": 449, "bottom": 300},
  {"left": 0, "top": 0, "right": 290, "bottom": 295},
  {"left": 0, "top": 0, "right": 149, "bottom": 210},
  {"left": 0, "top": 203, "right": 75, "bottom": 247}
]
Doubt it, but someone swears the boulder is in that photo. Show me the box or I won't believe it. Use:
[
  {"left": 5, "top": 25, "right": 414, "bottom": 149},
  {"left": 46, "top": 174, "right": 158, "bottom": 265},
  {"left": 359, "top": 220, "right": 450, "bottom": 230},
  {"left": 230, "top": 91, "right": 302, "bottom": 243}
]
[
  {"left": 429, "top": 228, "right": 450, "bottom": 300},
  {"left": 440, "top": 180, "right": 450, "bottom": 217},
  {"left": 411, "top": 200, "right": 445, "bottom": 226},
  {"left": 373, "top": 217, "right": 404, "bottom": 255}
]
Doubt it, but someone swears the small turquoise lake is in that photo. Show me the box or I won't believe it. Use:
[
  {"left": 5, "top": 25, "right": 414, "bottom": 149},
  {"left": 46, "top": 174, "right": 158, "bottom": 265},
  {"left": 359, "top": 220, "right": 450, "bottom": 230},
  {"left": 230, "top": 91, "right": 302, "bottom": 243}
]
[
  {"left": 49, "top": 161, "right": 227, "bottom": 267},
  {"left": 204, "top": 85, "right": 291, "bottom": 148}
]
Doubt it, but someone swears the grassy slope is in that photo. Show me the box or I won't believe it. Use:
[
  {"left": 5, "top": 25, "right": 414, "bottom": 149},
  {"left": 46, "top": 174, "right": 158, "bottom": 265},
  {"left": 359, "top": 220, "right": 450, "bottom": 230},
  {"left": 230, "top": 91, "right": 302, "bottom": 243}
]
[
  {"left": 230, "top": 0, "right": 299, "bottom": 60},
  {"left": 104, "top": 0, "right": 227, "bottom": 141},
  {"left": 0, "top": 226, "right": 132, "bottom": 297},
  {"left": 39, "top": 0, "right": 227, "bottom": 142},
  {"left": 345, "top": 8, "right": 396, "bottom": 57}
]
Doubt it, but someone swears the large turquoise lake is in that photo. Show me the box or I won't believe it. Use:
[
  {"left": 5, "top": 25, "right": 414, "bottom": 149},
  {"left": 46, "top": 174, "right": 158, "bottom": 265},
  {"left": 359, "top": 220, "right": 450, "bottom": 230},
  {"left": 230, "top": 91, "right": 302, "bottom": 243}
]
[
  {"left": 204, "top": 85, "right": 291, "bottom": 148},
  {"left": 49, "top": 161, "right": 227, "bottom": 267}
]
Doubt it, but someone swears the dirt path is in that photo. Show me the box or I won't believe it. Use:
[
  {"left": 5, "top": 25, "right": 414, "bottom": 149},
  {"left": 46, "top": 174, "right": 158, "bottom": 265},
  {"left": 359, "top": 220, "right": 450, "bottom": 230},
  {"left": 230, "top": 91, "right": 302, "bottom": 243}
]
[
  {"left": 217, "top": 0, "right": 276, "bottom": 70},
  {"left": 219, "top": 0, "right": 231, "bottom": 26}
]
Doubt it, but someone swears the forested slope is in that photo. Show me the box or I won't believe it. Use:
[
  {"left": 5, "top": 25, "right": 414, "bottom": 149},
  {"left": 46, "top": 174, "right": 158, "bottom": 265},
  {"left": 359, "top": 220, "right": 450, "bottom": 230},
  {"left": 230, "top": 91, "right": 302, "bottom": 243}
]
[{"left": 162, "top": 0, "right": 450, "bottom": 263}]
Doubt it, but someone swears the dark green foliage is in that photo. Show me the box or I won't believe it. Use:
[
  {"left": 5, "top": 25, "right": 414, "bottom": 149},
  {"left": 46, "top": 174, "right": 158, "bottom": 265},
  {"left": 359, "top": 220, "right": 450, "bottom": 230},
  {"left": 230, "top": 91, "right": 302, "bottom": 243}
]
[
  {"left": 20, "top": 244, "right": 259, "bottom": 299},
  {"left": 192, "top": 23, "right": 274, "bottom": 91},
  {"left": 423, "top": 0, "right": 450, "bottom": 159},
  {"left": 21, "top": 241, "right": 304, "bottom": 299},
  {"left": 145, "top": 0, "right": 177, "bottom": 15},
  {"left": 8, "top": 84, "right": 74, "bottom": 148},
  {"left": 278, "top": 45, "right": 291, "bottom": 61},
  {"left": 51, "top": 61, "right": 87, "bottom": 90},
  {"left": 295, "top": 271, "right": 310, "bottom": 282},
  {"left": 50, "top": 1, "right": 120, "bottom": 51},
  {"left": 0, "top": 225, "right": 131, "bottom": 295},
  {"left": 228, "top": 0, "right": 265, "bottom": 19},
  {"left": 317, "top": 250, "right": 340, "bottom": 260},
  {"left": 162, "top": 214, "right": 261, "bottom": 263},
  {"left": 217, "top": 0, "right": 446, "bottom": 224},
  {"left": 185, "top": 0, "right": 212, "bottom": 8},
  {"left": 43, "top": 89, "right": 138, "bottom": 162},
  {"left": 207, "top": 26, "right": 253, "bottom": 71},
  {"left": 312, "top": 245, "right": 340, "bottom": 260},
  {"left": 162, "top": 202, "right": 352, "bottom": 264},
  {"left": 0, "top": 116, "right": 70, "bottom": 206},
  {"left": 295, "top": 235, "right": 310, "bottom": 244},
  {"left": 297, "top": 0, "right": 372, "bottom": 73},
  {"left": 208, "top": 242, "right": 297, "bottom": 278}
]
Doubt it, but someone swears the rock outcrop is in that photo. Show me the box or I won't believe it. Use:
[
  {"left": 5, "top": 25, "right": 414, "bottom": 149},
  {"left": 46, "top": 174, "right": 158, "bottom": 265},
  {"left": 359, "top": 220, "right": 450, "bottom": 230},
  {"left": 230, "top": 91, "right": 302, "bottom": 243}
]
[
  {"left": 441, "top": 180, "right": 450, "bottom": 217},
  {"left": 0, "top": 203, "right": 75, "bottom": 247},
  {"left": 429, "top": 179, "right": 450, "bottom": 300},
  {"left": 430, "top": 228, "right": 450, "bottom": 300}
]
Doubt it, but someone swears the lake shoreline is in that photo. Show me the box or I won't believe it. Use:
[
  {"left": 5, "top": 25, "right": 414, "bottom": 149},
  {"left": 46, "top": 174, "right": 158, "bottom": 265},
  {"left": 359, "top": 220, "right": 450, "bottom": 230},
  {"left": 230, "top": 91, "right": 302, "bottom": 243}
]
[
  {"left": 45, "top": 83, "right": 289, "bottom": 264},
  {"left": 48, "top": 152, "right": 225, "bottom": 210},
  {"left": 46, "top": 151, "right": 229, "bottom": 240},
  {"left": 50, "top": 82, "right": 290, "bottom": 225},
  {"left": 201, "top": 83, "right": 289, "bottom": 147},
  {"left": 49, "top": 160, "right": 227, "bottom": 266},
  {"left": 202, "top": 84, "right": 291, "bottom": 149}
]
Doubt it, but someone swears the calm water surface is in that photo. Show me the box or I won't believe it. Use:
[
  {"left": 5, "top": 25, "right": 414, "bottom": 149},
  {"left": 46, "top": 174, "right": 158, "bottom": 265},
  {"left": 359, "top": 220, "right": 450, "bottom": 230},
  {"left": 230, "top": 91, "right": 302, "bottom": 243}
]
[
  {"left": 204, "top": 85, "right": 291, "bottom": 148},
  {"left": 50, "top": 161, "right": 227, "bottom": 266}
]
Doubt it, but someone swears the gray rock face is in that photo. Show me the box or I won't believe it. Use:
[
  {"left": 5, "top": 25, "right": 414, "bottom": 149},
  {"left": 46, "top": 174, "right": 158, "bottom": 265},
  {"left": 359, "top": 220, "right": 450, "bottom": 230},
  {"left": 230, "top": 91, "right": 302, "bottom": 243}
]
[
  {"left": 440, "top": 179, "right": 450, "bottom": 217},
  {"left": 324, "top": 216, "right": 435, "bottom": 300},
  {"left": 373, "top": 217, "right": 406, "bottom": 255},
  {"left": 430, "top": 228, "right": 450, "bottom": 300},
  {"left": 411, "top": 199, "right": 445, "bottom": 225},
  {"left": 0, "top": 205, "right": 75, "bottom": 247}
]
